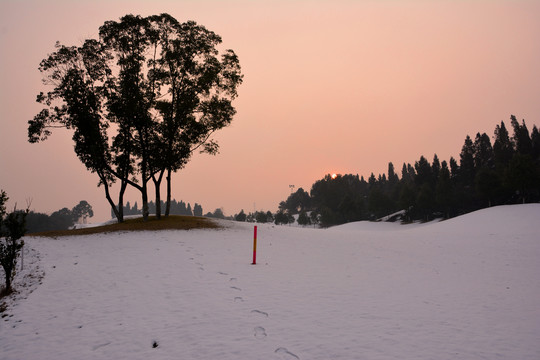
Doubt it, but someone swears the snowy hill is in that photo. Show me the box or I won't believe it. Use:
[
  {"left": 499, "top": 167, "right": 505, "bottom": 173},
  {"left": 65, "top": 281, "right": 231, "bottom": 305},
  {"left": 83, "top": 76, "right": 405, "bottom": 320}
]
[{"left": 1, "top": 204, "right": 539, "bottom": 359}]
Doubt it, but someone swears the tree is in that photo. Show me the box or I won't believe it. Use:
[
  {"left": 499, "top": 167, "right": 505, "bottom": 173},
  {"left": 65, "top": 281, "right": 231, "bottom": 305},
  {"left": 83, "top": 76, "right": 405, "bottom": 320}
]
[
  {"left": 414, "top": 156, "right": 432, "bottom": 187},
  {"left": 459, "top": 136, "right": 476, "bottom": 185},
  {"left": 493, "top": 121, "right": 514, "bottom": 168},
  {"left": 279, "top": 188, "right": 311, "bottom": 213},
  {"left": 29, "top": 13, "right": 242, "bottom": 222},
  {"left": 505, "top": 154, "right": 539, "bottom": 203},
  {"left": 193, "top": 203, "right": 203, "bottom": 217},
  {"left": 72, "top": 200, "right": 94, "bottom": 223},
  {"left": 235, "top": 209, "right": 247, "bottom": 222},
  {"left": 274, "top": 210, "right": 288, "bottom": 225},
  {"left": 473, "top": 132, "right": 494, "bottom": 170},
  {"left": 147, "top": 15, "right": 243, "bottom": 217},
  {"left": 531, "top": 125, "right": 540, "bottom": 162},
  {"left": 255, "top": 211, "right": 269, "bottom": 223},
  {"left": 435, "top": 161, "right": 453, "bottom": 218},
  {"left": 510, "top": 115, "right": 532, "bottom": 155},
  {"left": 431, "top": 155, "right": 441, "bottom": 185},
  {"left": 212, "top": 208, "right": 225, "bottom": 219},
  {"left": 475, "top": 167, "right": 500, "bottom": 207},
  {"left": 387, "top": 162, "right": 399, "bottom": 185},
  {"left": 0, "top": 191, "right": 7, "bottom": 219},
  {"left": 0, "top": 191, "right": 28, "bottom": 295},
  {"left": 28, "top": 40, "right": 126, "bottom": 221},
  {"left": 297, "top": 211, "right": 311, "bottom": 226}
]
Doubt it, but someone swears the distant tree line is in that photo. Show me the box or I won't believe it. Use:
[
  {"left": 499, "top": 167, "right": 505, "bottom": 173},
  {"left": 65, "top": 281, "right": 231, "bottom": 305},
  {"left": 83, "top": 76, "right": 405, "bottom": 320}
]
[
  {"left": 278, "top": 115, "right": 540, "bottom": 227},
  {"left": 25, "top": 201, "right": 94, "bottom": 233},
  {"left": 114, "top": 200, "right": 203, "bottom": 218},
  {"left": 230, "top": 209, "right": 315, "bottom": 227}
]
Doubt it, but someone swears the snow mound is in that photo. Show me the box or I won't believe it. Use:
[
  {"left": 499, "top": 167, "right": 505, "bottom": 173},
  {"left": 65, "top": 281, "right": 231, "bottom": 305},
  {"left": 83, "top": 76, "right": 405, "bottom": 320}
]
[{"left": 1, "top": 204, "right": 539, "bottom": 360}]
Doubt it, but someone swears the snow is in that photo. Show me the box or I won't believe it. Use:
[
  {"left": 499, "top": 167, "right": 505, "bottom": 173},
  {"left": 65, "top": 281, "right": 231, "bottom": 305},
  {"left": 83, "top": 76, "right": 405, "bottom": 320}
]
[{"left": 1, "top": 204, "right": 539, "bottom": 360}]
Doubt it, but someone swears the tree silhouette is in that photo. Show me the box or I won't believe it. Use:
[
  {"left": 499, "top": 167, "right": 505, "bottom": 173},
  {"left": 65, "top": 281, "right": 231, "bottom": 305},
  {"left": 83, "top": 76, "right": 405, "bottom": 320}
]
[{"left": 29, "top": 14, "right": 242, "bottom": 222}]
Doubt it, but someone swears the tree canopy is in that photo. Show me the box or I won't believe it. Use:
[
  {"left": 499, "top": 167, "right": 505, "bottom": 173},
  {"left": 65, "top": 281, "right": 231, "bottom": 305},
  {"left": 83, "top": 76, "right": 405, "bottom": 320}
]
[{"left": 29, "top": 13, "right": 243, "bottom": 222}]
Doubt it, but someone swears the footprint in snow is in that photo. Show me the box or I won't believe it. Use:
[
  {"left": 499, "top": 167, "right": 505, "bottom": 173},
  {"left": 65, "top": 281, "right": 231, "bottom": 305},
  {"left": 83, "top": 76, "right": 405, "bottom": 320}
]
[
  {"left": 218, "top": 271, "right": 228, "bottom": 275},
  {"left": 251, "top": 310, "right": 269, "bottom": 317},
  {"left": 92, "top": 342, "right": 111, "bottom": 351},
  {"left": 230, "top": 286, "right": 241, "bottom": 291},
  {"left": 275, "top": 347, "right": 299, "bottom": 359},
  {"left": 229, "top": 277, "right": 237, "bottom": 282},
  {"left": 234, "top": 297, "right": 244, "bottom": 302},
  {"left": 254, "top": 326, "right": 267, "bottom": 339}
]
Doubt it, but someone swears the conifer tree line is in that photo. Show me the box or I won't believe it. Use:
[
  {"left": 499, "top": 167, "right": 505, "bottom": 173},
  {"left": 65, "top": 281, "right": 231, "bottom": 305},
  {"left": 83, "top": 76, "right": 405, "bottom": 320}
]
[
  {"left": 279, "top": 115, "right": 540, "bottom": 227},
  {"left": 114, "top": 200, "right": 203, "bottom": 217}
]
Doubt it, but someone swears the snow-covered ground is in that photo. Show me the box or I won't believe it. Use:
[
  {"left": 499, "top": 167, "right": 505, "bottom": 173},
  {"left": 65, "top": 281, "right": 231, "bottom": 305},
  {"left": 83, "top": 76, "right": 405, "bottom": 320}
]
[{"left": 1, "top": 204, "right": 539, "bottom": 360}]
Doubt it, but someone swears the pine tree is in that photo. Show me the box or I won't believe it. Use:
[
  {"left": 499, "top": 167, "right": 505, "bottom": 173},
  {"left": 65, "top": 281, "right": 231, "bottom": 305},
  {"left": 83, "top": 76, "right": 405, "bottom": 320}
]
[
  {"left": 193, "top": 203, "right": 203, "bottom": 217},
  {"left": 510, "top": 115, "right": 532, "bottom": 155},
  {"left": 435, "top": 161, "right": 453, "bottom": 218},
  {"left": 493, "top": 121, "right": 514, "bottom": 168},
  {"left": 459, "top": 135, "right": 476, "bottom": 185},
  {"left": 531, "top": 125, "right": 540, "bottom": 161},
  {"left": 235, "top": 210, "right": 247, "bottom": 222},
  {"left": 473, "top": 133, "right": 494, "bottom": 170}
]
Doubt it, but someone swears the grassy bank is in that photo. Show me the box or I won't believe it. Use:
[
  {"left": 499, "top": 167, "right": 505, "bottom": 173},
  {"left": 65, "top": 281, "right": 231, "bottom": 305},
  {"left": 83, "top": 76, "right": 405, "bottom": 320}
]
[{"left": 27, "top": 216, "right": 221, "bottom": 238}]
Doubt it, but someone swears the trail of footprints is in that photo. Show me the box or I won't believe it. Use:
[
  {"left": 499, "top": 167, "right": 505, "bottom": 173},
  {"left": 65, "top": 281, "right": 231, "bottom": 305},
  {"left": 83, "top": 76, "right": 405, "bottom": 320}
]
[
  {"left": 218, "top": 271, "right": 300, "bottom": 360},
  {"left": 204, "top": 253, "right": 300, "bottom": 359}
]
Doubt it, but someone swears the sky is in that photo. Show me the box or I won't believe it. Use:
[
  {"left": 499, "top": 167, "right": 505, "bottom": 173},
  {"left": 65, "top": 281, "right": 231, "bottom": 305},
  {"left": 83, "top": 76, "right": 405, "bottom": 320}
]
[{"left": 1, "top": 0, "right": 539, "bottom": 222}]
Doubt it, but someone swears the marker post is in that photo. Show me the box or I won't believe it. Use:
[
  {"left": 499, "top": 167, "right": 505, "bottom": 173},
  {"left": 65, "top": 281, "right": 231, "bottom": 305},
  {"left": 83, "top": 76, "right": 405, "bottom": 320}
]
[{"left": 252, "top": 226, "right": 257, "bottom": 265}]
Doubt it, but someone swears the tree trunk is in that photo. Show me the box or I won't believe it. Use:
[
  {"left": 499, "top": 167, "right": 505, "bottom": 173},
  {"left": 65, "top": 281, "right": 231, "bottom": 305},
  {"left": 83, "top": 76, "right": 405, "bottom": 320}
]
[
  {"left": 102, "top": 175, "right": 124, "bottom": 223},
  {"left": 4, "top": 267, "right": 12, "bottom": 292},
  {"left": 117, "top": 180, "right": 127, "bottom": 222},
  {"left": 141, "top": 182, "right": 149, "bottom": 222},
  {"left": 152, "top": 169, "right": 165, "bottom": 220},
  {"left": 165, "top": 168, "right": 172, "bottom": 217}
]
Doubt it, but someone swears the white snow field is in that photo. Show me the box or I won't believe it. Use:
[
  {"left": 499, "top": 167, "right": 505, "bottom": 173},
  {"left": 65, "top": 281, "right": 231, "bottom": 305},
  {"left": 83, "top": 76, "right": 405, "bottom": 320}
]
[{"left": 1, "top": 204, "right": 539, "bottom": 360}]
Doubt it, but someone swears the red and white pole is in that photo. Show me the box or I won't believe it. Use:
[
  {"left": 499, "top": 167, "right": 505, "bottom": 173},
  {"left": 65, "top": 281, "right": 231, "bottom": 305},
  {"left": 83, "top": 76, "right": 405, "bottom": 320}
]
[{"left": 252, "top": 225, "right": 257, "bottom": 265}]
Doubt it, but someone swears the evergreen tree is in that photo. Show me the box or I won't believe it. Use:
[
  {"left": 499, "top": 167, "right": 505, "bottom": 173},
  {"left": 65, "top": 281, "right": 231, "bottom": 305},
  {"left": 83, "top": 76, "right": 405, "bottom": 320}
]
[
  {"left": 414, "top": 156, "right": 432, "bottom": 187},
  {"left": 493, "top": 121, "right": 514, "bottom": 168},
  {"left": 449, "top": 157, "right": 459, "bottom": 180},
  {"left": 235, "top": 210, "right": 247, "bottom": 222},
  {"left": 531, "top": 125, "right": 540, "bottom": 162},
  {"left": 459, "top": 135, "right": 476, "bottom": 185},
  {"left": 505, "top": 154, "right": 539, "bottom": 203},
  {"left": 255, "top": 211, "right": 268, "bottom": 223},
  {"left": 193, "top": 203, "right": 203, "bottom": 217},
  {"left": 297, "top": 211, "right": 311, "bottom": 226},
  {"left": 387, "top": 162, "right": 399, "bottom": 185},
  {"left": 473, "top": 132, "right": 494, "bottom": 170},
  {"left": 435, "top": 161, "right": 453, "bottom": 218},
  {"left": 510, "top": 115, "right": 533, "bottom": 155},
  {"left": 431, "top": 155, "right": 441, "bottom": 185},
  {"left": 274, "top": 210, "right": 288, "bottom": 225},
  {"left": 475, "top": 167, "right": 500, "bottom": 207},
  {"left": 212, "top": 208, "right": 225, "bottom": 219}
]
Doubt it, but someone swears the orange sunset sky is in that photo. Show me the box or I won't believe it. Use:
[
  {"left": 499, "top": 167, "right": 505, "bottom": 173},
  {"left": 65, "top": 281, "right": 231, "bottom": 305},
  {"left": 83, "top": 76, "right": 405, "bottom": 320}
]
[{"left": 1, "top": 0, "right": 539, "bottom": 222}]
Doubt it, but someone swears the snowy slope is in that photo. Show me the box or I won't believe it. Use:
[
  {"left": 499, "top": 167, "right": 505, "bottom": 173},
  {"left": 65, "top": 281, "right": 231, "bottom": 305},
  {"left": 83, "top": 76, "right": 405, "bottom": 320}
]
[{"left": 1, "top": 204, "right": 539, "bottom": 360}]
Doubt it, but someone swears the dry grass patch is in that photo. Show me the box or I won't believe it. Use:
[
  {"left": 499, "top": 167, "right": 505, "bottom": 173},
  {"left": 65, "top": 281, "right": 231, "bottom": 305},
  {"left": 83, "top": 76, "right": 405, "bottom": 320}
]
[{"left": 27, "top": 215, "right": 221, "bottom": 238}]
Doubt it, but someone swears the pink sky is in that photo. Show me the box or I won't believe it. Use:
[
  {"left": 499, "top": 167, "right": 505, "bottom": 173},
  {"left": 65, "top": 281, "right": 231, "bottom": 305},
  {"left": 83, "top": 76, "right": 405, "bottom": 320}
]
[{"left": 1, "top": 0, "right": 539, "bottom": 222}]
